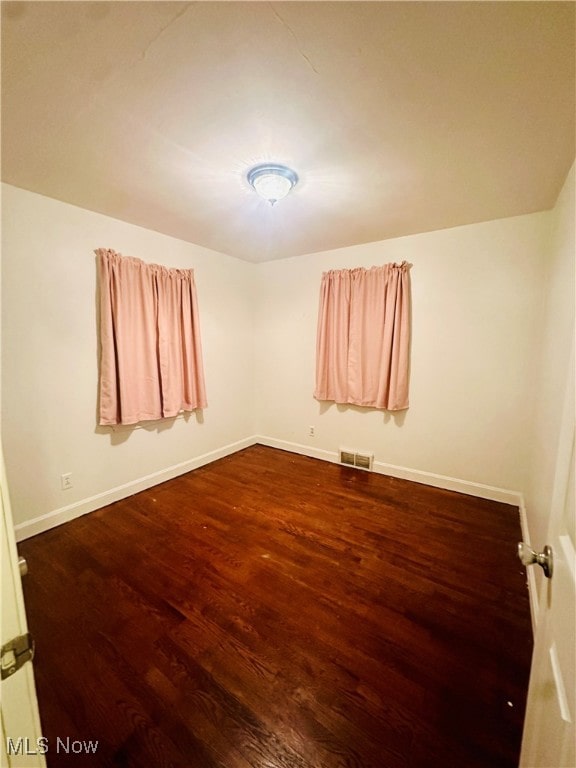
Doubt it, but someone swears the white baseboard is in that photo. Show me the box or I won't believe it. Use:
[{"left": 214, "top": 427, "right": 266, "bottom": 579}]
[
  {"left": 14, "top": 436, "right": 258, "bottom": 542},
  {"left": 256, "top": 435, "right": 523, "bottom": 505},
  {"left": 258, "top": 435, "right": 338, "bottom": 465}
]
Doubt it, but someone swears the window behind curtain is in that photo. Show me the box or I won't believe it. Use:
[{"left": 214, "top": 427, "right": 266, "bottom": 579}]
[
  {"left": 314, "top": 263, "right": 411, "bottom": 411},
  {"left": 96, "top": 248, "right": 207, "bottom": 426}
]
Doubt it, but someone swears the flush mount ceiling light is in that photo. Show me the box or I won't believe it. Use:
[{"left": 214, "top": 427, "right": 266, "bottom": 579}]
[{"left": 247, "top": 163, "right": 299, "bottom": 206}]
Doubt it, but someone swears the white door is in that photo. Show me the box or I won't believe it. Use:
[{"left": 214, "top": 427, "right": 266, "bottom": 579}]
[
  {"left": 1, "top": 452, "right": 46, "bottom": 768},
  {"left": 520, "top": 342, "right": 575, "bottom": 767}
]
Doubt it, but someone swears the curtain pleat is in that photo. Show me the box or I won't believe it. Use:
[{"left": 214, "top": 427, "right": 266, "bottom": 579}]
[
  {"left": 314, "top": 263, "right": 410, "bottom": 410},
  {"left": 96, "top": 248, "right": 207, "bottom": 425}
]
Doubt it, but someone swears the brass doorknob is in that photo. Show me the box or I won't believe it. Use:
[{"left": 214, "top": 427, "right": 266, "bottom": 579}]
[{"left": 517, "top": 542, "right": 553, "bottom": 579}]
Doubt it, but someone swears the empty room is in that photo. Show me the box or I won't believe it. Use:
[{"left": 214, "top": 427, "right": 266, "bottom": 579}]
[{"left": 1, "top": 2, "right": 574, "bottom": 767}]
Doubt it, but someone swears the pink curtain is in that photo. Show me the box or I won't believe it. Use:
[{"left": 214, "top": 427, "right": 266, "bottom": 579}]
[
  {"left": 96, "top": 248, "right": 207, "bottom": 425},
  {"left": 314, "top": 263, "right": 411, "bottom": 410}
]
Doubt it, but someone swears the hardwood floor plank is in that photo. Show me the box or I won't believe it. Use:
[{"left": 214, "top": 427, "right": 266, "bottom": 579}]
[{"left": 19, "top": 445, "right": 532, "bottom": 767}]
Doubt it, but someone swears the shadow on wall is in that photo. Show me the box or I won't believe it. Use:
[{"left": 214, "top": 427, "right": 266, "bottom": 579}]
[
  {"left": 317, "top": 400, "right": 408, "bottom": 427},
  {"left": 94, "top": 410, "right": 205, "bottom": 446}
]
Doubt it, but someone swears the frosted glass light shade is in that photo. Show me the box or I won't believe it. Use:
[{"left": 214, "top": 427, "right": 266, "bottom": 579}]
[
  {"left": 247, "top": 164, "right": 298, "bottom": 205},
  {"left": 253, "top": 173, "right": 292, "bottom": 203}
]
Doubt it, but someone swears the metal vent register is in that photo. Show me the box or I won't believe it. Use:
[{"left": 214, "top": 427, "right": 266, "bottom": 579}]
[{"left": 339, "top": 449, "right": 374, "bottom": 471}]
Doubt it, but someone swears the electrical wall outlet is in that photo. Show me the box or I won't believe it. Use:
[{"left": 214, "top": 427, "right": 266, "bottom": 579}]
[
  {"left": 61, "top": 473, "right": 73, "bottom": 490},
  {"left": 309, "top": 425, "right": 315, "bottom": 437}
]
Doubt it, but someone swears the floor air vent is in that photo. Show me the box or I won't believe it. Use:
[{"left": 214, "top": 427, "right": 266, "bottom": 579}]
[{"left": 339, "top": 448, "right": 374, "bottom": 471}]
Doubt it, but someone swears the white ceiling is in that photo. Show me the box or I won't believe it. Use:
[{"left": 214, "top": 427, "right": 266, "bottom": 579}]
[{"left": 1, "top": 1, "right": 574, "bottom": 263}]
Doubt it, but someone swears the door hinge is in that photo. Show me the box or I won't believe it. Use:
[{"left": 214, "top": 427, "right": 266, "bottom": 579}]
[{"left": 1, "top": 632, "right": 35, "bottom": 680}]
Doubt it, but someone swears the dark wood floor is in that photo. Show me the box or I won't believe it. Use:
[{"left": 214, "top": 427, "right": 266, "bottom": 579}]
[{"left": 19, "top": 445, "right": 532, "bottom": 768}]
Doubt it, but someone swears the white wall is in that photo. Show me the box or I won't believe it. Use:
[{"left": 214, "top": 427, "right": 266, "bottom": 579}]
[
  {"left": 525, "top": 164, "right": 575, "bottom": 556},
  {"left": 3, "top": 175, "right": 571, "bottom": 540},
  {"left": 1, "top": 184, "right": 256, "bottom": 534},
  {"left": 255, "top": 211, "right": 550, "bottom": 496}
]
